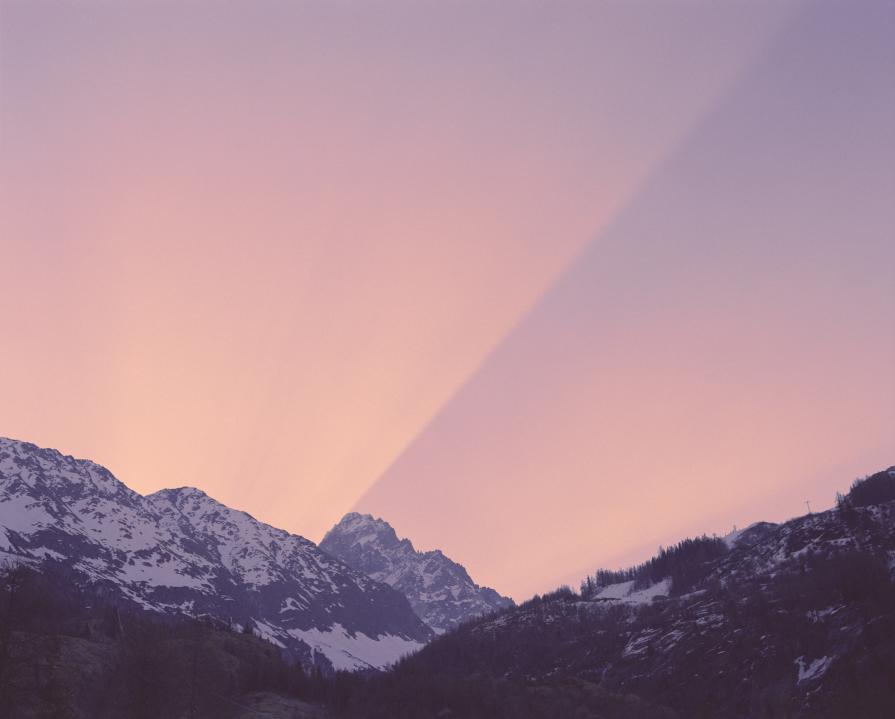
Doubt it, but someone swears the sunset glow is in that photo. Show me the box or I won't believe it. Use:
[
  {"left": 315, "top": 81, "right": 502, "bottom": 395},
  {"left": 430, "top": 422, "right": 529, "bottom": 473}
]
[{"left": 2, "top": 0, "right": 893, "bottom": 600}]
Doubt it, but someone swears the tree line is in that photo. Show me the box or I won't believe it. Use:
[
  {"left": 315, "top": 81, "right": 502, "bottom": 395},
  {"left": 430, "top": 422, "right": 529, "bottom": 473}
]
[
  {"left": 580, "top": 535, "right": 729, "bottom": 598},
  {"left": 0, "top": 563, "right": 331, "bottom": 718}
]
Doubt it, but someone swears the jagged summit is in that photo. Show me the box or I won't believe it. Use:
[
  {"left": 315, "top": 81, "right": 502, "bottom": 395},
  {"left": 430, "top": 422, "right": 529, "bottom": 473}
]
[
  {"left": 322, "top": 511, "right": 513, "bottom": 634},
  {"left": 150, "top": 485, "right": 212, "bottom": 500},
  {"left": 0, "top": 437, "right": 432, "bottom": 671},
  {"left": 332, "top": 511, "right": 402, "bottom": 538},
  {"left": 325, "top": 512, "right": 415, "bottom": 555},
  {"left": 0, "top": 435, "right": 135, "bottom": 500}
]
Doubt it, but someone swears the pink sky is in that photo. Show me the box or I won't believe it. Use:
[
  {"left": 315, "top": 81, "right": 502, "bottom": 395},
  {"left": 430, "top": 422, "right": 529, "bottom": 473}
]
[{"left": 2, "top": 1, "right": 893, "bottom": 599}]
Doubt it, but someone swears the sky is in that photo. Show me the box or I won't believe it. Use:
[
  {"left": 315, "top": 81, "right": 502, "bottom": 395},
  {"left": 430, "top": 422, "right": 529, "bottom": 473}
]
[{"left": 1, "top": 0, "right": 893, "bottom": 600}]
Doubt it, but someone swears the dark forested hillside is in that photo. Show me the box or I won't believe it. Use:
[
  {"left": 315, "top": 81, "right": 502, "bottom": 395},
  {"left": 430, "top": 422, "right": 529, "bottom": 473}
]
[
  {"left": 3, "top": 468, "right": 895, "bottom": 718},
  {"left": 0, "top": 565, "right": 327, "bottom": 719},
  {"left": 580, "top": 535, "right": 729, "bottom": 597},
  {"left": 839, "top": 468, "right": 895, "bottom": 509},
  {"left": 322, "top": 469, "right": 895, "bottom": 719}
]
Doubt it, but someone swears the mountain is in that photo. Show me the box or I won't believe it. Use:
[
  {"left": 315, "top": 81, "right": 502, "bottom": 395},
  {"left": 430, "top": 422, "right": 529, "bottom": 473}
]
[
  {"left": 3, "top": 441, "right": 893, "bottom": 718},
  {"left": 321, "top": 512, "right": 514, "bottom": 634},
  {"left": 0, "top": 437, "right": 433, "bottom": 671},
  {"left": 328, "top": 467, "right": 895, "bottom": 718}
]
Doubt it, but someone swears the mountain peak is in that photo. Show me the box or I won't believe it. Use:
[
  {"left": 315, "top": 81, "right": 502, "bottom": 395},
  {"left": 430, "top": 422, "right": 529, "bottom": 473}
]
[
  {"left": 146, "top": 485, "right": 208, "bottom": 506},
  {"left": 333, "top": 511, "right": 390, "bottom": 531},
  {"left": 0, "top": 435, "right": 135, "bottom": 501},
  {"left": 321, "top": 513, "right": 513, "bottom": 634},
  {"left": 325, "top": 512, "right": 406, "bottom": 550},
  {"left": 148, "top": 485, "right": 220, "bottom": 510}
]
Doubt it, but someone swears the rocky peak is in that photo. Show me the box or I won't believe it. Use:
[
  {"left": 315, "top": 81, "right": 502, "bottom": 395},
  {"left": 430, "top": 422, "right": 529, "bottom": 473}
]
[
  {"left": 322, "top": 512, "right": 514, "bottom": 634},
  {"left": 0, "top": 436, "right": 136, "bottom": 502}
]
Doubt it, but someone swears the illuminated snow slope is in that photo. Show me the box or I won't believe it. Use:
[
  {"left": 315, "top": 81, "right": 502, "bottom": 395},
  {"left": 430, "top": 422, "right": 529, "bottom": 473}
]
[{"left": 0, "top": 437, "right": 432, "bottom": 670}]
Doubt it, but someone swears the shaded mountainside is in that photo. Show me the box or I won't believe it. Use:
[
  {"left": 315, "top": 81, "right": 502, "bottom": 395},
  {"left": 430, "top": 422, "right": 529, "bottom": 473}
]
[
  {"left": 326, "top": 468, "right": 895, "bottom": 718},
  {"left": 3, "top": 441, "right": 894, "bottom": 718},
  {"left": 0, "top": 437, "right": 432, "bottom": 671},
  {"left": 321, "top": 513, "right": 513, "bottom": 634},
  {"left": 0, "top": 565, "right": 327, "bottom": 719}
]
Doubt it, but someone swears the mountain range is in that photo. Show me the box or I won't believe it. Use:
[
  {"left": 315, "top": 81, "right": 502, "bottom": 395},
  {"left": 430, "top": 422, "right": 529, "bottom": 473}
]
[
  {"left": 0, "top": 437, "right": 507, "bottom": 671},
  {"left": 3, "top": 436, "right": 894, "bottom": 717}
]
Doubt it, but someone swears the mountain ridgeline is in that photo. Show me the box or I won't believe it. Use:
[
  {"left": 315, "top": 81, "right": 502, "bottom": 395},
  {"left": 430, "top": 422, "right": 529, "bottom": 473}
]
[
  {"left": 0, "top": 437, "right": 510, "bottom": 676},
  {"left": 0, "top": 437, "right": 436, "bottom": 672},
  {"left": 321, "top": 512, "right": 514, "bottom": 635},
  {"left": 2, "top": 436, "right": 895, "bottom": 718},
  {"left": 322, "top": 467, "right": 895, "bottom": 718}
]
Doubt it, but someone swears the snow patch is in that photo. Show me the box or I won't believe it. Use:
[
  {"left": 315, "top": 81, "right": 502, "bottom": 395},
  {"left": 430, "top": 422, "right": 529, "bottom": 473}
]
[
  {"left": 796, "top": 655, "right": 833, "bottom": 684},
  {"left": 0, "top": 494, "right": 55, "bottom": 532},
  {"left": 288, "top": 623, "right": 423, "bottom": 671},
  {"left": 593, "top": 578, "right": 670, "bottom": 604}
]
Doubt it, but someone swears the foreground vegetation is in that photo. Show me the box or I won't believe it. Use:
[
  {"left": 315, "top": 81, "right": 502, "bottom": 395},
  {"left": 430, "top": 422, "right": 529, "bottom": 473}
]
[{"left": 0, "top": 565, "right": 329, "bottom": 718}]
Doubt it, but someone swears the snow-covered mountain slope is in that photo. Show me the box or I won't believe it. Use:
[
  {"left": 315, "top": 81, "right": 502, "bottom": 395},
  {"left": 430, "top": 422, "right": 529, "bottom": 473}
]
[
  {"left": 321, "top": 512, "right": 513, "bottom": 634},
  {"left": 0, "top": 437, "right": 432, "bottom": 670}
]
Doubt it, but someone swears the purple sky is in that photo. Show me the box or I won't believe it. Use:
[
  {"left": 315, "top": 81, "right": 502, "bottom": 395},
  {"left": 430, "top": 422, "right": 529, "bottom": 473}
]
[{"left": 1, "top": 0, "right": 893, "bottom": 598}]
